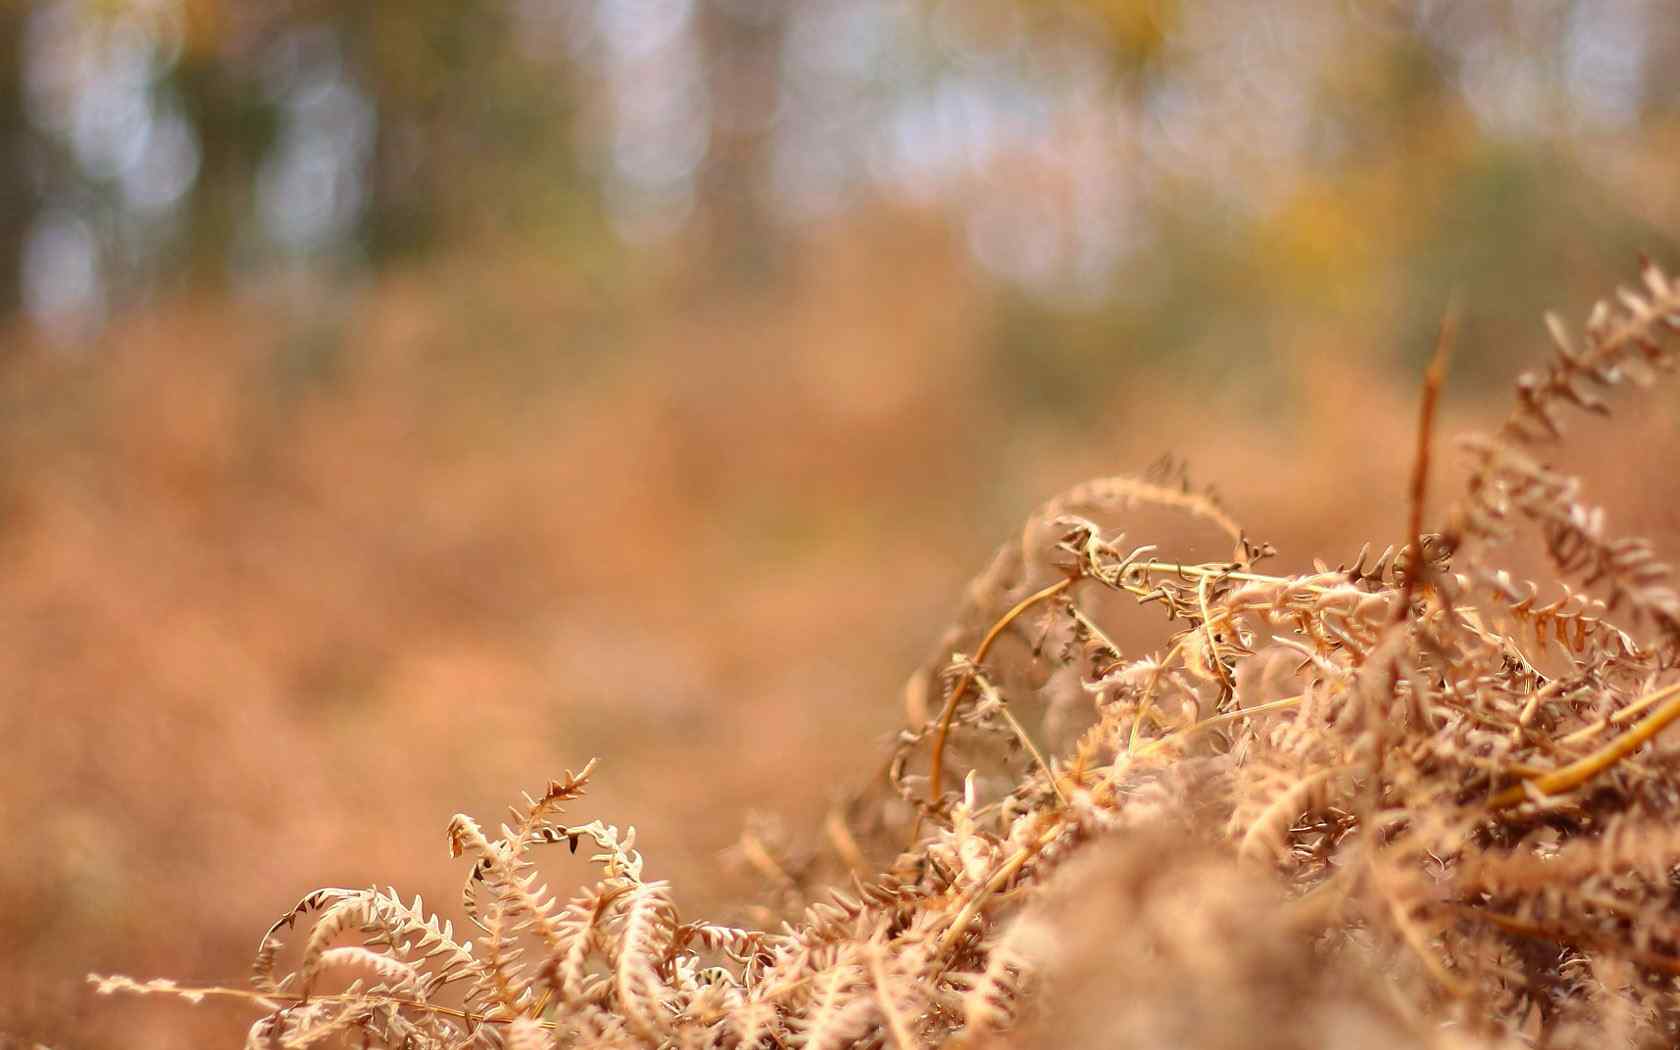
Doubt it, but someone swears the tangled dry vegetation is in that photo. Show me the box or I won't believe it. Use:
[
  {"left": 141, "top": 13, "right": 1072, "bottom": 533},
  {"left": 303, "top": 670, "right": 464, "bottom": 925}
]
[{"left": 96, "top": 262, "right": 1680, "bottom": 1048}]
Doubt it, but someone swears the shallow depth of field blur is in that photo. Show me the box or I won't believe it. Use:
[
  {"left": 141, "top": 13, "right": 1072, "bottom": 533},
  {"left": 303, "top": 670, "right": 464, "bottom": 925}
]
[{"left": 3, "top": 1, "right": 1680, "bottom": 1045}]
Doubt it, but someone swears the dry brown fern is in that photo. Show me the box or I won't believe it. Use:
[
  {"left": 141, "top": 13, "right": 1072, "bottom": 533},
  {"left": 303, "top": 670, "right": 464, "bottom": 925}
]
[{"left": 94, "top": 261, "right": 1680, "bottom": 1049}]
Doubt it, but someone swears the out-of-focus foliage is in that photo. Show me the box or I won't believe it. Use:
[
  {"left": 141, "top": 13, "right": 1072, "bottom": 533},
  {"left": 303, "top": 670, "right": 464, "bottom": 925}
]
[{"left": 7, "top": 0, "right": 1680, "bottom": 363}]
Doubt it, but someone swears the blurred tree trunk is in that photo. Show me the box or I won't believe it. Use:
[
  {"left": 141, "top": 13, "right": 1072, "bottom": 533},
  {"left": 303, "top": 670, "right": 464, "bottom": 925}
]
[
  {"left": 171, "top": 50, "right": 273, "bottom": 285},
  {"left": 692, "top": 2, "right": 787, "bottom": 286},
  {"left": 0, "top": 9, "right": 32, "bottom": 319}
]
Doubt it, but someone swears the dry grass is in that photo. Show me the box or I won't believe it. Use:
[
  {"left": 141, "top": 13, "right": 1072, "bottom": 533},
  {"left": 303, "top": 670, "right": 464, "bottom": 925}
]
[{"left": 83, "top": 261, "right": 1680, "bottom": 1047}]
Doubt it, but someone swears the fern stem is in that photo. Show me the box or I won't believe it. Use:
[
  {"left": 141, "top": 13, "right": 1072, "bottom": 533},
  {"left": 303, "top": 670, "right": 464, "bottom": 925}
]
[
  {"left": 924, "top": 577, "right": 1075, "bottom": 814},
  {"left": 88, "top": 977, "right": 545, "bottom": 1029},
  {"left": 993, "top": 699, "right": 1068, "bottom": 804},
  {"left": 1458, "top": 906, "right": 1680, "bottom": 976},
  {"left": 865, "top": 936, "right": 917, "bottom": 1050},
  {"left": 1556, "top": 680, "right": 1680, "bottom": 746},
  {"left": 1133, "top": 693, "right": 1305, "bottom": 759},
  {"left": 936, "top": 821, "right": 1063, "bottom": 957},
  {"left": 1489, "top": 679, "right": 1680, "bottom": 809},
  {"left": 1128, "top": 636, "right": 1188, "bottom": 753}
]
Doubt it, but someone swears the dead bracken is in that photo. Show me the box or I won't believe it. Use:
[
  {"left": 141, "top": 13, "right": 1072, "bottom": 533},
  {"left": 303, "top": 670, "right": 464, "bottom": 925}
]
[{"left": 95, "top": 261, "right": 1680, "bottom": 1048}]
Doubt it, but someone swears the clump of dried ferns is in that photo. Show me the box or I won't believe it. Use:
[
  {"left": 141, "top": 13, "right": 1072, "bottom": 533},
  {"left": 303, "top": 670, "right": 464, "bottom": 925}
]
[{"left": 96, "top": 262, "right": 1680, "bottom": 1048}]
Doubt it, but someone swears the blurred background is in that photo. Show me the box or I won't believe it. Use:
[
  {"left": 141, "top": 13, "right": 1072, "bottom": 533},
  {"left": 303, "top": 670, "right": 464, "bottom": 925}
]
[{"left": 2, "top": 1, "right": 1679, "bottom": 1045}]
